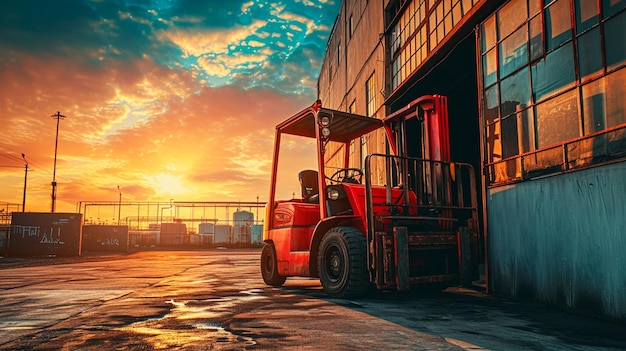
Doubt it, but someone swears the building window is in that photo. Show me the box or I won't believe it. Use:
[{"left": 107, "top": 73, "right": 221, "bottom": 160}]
[
  {"left": 366, "top": 73, "right": 376, "bottom": 117},
  {"left": 388, "top": 0, "right": 478, "bottom": 91},
  {"left": 337, "top": 43, "right": 341, "bottom": 66},
  {"left": 349, "top": 15, "right": 354, "bottom": 38},
  {"left": 349, "top": 100, "right": 357, "bottom": 113},
  {"left": 479, "top": 0, "right": 626, "bottom": 186}
]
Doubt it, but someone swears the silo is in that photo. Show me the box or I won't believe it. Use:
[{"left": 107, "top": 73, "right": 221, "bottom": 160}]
[
  {"left": 214, "top": 225, "right": 232, "bottom": 244},
  {"left": 198, "top": 222, "right": 215, "bottom": 234},
  {"left": 198, "top": 222, "right": 215, "bottom": 246},
  {"left": 233, "top": 210, "right": 254, "bottom": 244}
]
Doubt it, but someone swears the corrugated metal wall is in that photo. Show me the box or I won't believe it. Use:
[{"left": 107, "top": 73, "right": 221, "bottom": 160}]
[{"left": 487, "top": 161, "right": 626, "bottom": 321}]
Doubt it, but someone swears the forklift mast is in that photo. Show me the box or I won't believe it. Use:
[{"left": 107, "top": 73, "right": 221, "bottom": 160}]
[{"left": 384, "top": 95, "right": 450, "bottom": 162}]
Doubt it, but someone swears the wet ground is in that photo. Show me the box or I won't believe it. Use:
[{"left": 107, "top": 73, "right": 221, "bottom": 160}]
[{"left": 1, "top": 249, "right": 625, "bottom": 350}]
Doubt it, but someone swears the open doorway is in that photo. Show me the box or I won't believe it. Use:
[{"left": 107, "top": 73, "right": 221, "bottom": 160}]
[{"left": 388, "top": 34, "right": 483, "bottom": 261}]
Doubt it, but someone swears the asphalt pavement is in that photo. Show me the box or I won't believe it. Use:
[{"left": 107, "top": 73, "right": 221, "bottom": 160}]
[{"left": 1, "top": 249, "right": 625, "bottom": 350}]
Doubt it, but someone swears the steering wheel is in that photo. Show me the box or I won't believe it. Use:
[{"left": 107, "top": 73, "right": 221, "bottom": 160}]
[{"left": 328, "top": 168, "right": 364, "bottom": 184}]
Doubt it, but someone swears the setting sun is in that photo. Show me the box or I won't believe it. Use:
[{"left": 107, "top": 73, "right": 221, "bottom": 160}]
[{"left": 148, "top": 173, "right": 188, "bottom": 196}]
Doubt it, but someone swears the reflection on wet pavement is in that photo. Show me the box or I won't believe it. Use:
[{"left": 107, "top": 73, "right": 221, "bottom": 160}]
[{"left": 117, "top": 290, "right": 264, "bottom": 349}]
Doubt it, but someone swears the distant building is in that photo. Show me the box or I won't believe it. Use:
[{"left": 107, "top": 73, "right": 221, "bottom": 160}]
[{"left": 319, "top": 0, "right": 625, "bottom": 320}]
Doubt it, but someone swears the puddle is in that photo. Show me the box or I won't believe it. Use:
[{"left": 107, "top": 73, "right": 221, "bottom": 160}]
[{"left": 116, "top": 292, "right": 263, "bottom": 348}]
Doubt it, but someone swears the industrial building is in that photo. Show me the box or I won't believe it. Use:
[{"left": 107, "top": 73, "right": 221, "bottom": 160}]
[{"left": 318, "top": 0, "right": 625, "bottom": 320}]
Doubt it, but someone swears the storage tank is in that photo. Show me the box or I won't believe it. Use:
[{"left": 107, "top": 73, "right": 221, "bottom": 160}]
[
  {"left": 214, "top": 225, "right": 232, "bottom": 244},
  {"left": 233, "top": 210, "right": 254, "bottom": 244},
  {"left": 251, "top": 224, "right": 263, "bottom": 245},
  {"left": 198, "top": 222, "right": 215, "bottom": 234},
  {"left": 233, "top": 210, "right": 254, "bottom": 225}
]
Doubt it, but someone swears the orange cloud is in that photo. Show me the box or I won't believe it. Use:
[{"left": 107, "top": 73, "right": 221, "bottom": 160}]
[{"left": 0, "top": 53, "right": 314, "bottom": 212}]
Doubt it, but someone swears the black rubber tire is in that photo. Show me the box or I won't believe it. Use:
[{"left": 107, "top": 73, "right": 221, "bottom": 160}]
[
  {"left": 317, "top": 226, "right": 369, "bottom": 298},
  {"left": 261, "top": 243, "right": 286, "bottom": 286}
]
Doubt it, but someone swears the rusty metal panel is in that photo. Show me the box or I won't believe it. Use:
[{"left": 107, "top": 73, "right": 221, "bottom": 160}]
[
  {"left": 82, "top": 225, "right": 129, "bottom": 252},
  {"left": 8, "top": 212, "right": 82, "bottom": 257},
  {"left": 487, "top": 161, "right": 626, "bottom": 321}
]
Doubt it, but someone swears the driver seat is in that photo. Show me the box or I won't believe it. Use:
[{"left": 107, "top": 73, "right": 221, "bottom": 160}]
[{"left": 298, "top": 170, "right": 319, "bottom": 203}]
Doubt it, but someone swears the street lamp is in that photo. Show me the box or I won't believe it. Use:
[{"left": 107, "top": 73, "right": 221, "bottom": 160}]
[
  {"left": 117, "top": 186, "right": 121, "bottom": 225},
  {"left": 21, "top": 153, "right": 28, "bottom": 212}
]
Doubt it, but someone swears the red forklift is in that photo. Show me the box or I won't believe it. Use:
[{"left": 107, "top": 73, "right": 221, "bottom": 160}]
[{"left": 261, "top": 95, "right": 480, "bottom": 298}]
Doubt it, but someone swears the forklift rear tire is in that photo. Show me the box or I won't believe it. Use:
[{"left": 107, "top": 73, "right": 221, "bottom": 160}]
[
  {"left": 261, "top": 243, "right": 286, "bottom": 286},
  {"left": 318, "top": 227, "right": 368, "bottom": 298}
]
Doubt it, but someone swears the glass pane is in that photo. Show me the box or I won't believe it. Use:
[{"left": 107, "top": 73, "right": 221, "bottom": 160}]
[
  {"left": 501, "top": 115, "right": 520, "bottom": 158},
  {"left": 582, "top": 77, "right": 607, "bottom": 134},
  {"left": 567, "top": 136, "right": 607, "bottom": 167},
  {"left": 483, "top": 48, "right": 498, "bottom": 87},
  {"left": 577, "top": 28, "right": 603, "bottom": 80},
  {"left": 524, "top": 147, "right": 563, "bottom": 174},
  {"left": 463, "top": 0, "right": 473, "bottom": 15},
  {"left": 498, "top": 0, "right": 528, "bottom": 39},
  {"left": 532, "top": 42, "right": 576, "bottom": 101},
  {"left": 499, "top": 26, "right": 528, "bottom": 78},
  {"left": 536, "top": 89, "right": 581, "bottom": 148},
  {"left": 519, "top": 108, "right": 536, "bottom": 152},
  {"left": 500, "top": 68, "right": 531, "bottom": 116},
  {"left": 484, "top": 84, "right": 500, "bottom": 124},
  {"left": 486, "top": 121, "right": 502, "bottom": 162},
  {"left": 453, "top": 3, "right": 462, "bottom": 25},
  {"left": 605, "top": 68, "right": 626, "bottom": 128},
  {"left": 529, "top": 16, "right": 543, "bottom": 61},
  {"left": 602, "top": 0, "right": 626, "bottom": 17},
  {"left": 490, "top": 158, "right": 521, "bottom": 183},
  {"left": 607, "top": 128, "right": 626, "bottom": 159},
  {"left": 575, "top": 0, "right": 599, "bottom": 33},
  {"left": 545, "top": 0, "right": 572, "bottom": 50},
  {"left": 604, "top": 11, "right": 626, "bottom": 70}
]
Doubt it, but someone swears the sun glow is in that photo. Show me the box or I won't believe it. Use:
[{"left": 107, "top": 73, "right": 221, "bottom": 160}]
[{"left": 148, "top": 173, "right": 188, "bottom": 195}]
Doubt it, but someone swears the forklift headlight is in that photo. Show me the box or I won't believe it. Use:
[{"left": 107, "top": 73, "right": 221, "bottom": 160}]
[
  {"left": 327, "top": 188, "right": 340, "bottom": 201},
  {"left": 319, "top": 115, "right": 331, "bottom": 127},
  {"left": 321, "top": 127, "right": 331, "bottom": 137}
]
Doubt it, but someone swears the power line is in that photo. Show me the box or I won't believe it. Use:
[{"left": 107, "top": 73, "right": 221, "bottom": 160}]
[
  {"left": 0, "top": 153, "right": 24, "bottom": 164},
  {"left": 0, "top": 153, "right": 44, "bottom": 170}
]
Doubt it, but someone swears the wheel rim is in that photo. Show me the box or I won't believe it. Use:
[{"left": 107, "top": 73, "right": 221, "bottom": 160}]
[
  {"left": 264, "top": 252, "right": 274, "bottom": 274},
  {"left": 325, "top": 244, "right": 344, "bottom": 282}
]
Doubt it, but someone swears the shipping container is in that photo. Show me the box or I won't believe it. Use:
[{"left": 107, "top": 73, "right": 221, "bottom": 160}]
[
  {"left": 8, "top": 212, "right": 82, "bottom": 257},
  {"left": 82, "top": 225, "right": 129, "bottom": 252}
]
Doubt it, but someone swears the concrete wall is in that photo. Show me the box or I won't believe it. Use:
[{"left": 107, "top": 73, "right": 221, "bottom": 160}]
[
  {"left": 318, "top": 0, "right": 387, "bottom": 170},
  {"left": 487, "top": 161, "right": 626, "bottom": 321},
  {"left": 318, "top": 0, "right": 385, "bottom": 116}
]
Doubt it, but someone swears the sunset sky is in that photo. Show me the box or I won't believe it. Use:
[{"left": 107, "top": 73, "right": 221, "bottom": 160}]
[{"left": 0, "top": 0, "right": 339, "bottom": 213}]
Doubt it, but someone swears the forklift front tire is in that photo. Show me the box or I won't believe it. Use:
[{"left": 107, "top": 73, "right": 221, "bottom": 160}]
[
  {"left": 318, "top": 227, "right": 368, "bottom": 298},
  {"left": 261, "top": 243, "right": 286, "bottom": 286}
]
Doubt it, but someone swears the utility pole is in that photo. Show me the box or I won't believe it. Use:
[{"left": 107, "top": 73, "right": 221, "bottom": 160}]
[
  {"left": 22, "top": 153, "right": 28, "bottom": 212},
  {"left": 51, "top": 111, "right": 66, "bottom": 213},
  {"left": 117, "top": 186, "right": 122, "bottom": 225}
]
